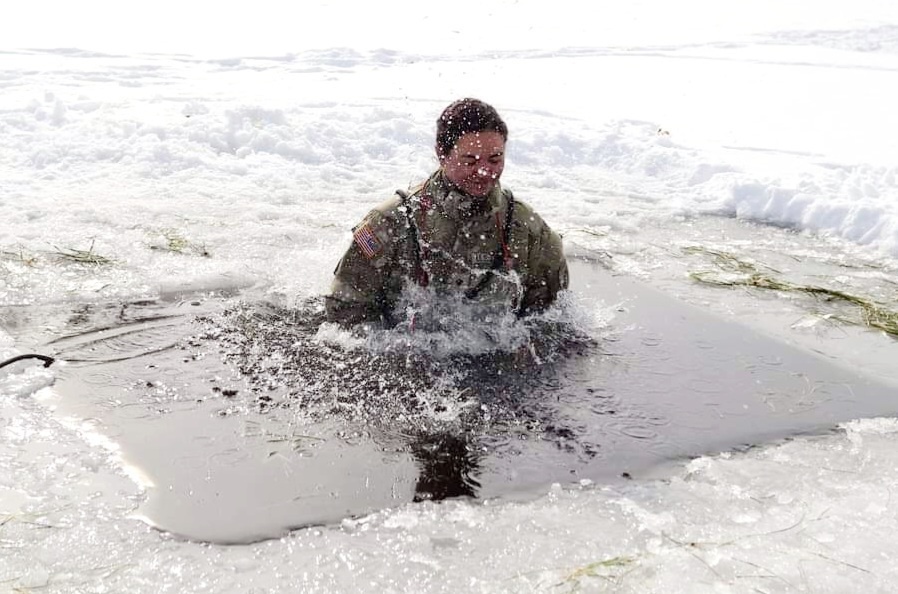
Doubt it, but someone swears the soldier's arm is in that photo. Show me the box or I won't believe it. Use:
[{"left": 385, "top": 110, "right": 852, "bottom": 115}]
[
  {"left": 325, "top": 207, "right": 402, "bottom": 327},
  {"left": 325, "top": 246, "right": 391, "bottom": 327},
  {"left": 519, "top": 221, "right": 569, "bottom": 315}
]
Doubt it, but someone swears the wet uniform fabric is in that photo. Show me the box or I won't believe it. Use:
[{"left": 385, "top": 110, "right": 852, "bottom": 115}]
[{"left": 325, "top": 171, "right": 569, "bottom": 327}]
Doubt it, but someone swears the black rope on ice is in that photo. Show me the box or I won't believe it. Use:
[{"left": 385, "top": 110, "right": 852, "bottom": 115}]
[{"left": 0, "top": 354, "right": 56, "bottom": 370}]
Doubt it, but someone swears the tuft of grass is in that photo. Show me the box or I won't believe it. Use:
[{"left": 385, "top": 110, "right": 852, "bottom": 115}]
[
  {"left": 681, "top": 245, "right": 779, "bottom": 274},
  {"left": 690, "top": 270, "right": 898, "bottom": 338},
  {"left": 0, "top": 246, "right": 39, "bottom": 266},
  {"left": 1, "top": 512, "right": 59, "bottom": 530},
  {"left": 148, "top": 229, "right": 211, "bottom": 257},
  {"left": 684, "top": 245, "right": 898, "bottom": 338},
  {"left": 551, "top": 556, "right": 636, "bottom": 591},
  {"left": 571, "top": 227, "right": 609, "bottom": 239},
  {"left": 161, "top": 229, "right": 189, "bottom": 253},
  {"left": 52, "top": 240, "right": 114, "bottom": 265}
]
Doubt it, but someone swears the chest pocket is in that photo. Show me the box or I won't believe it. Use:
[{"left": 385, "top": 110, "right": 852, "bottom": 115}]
[{"left": 397, "top": 188, "right": 517, "bottom": 307}]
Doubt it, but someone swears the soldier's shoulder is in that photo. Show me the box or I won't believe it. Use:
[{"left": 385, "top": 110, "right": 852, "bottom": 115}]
[
  {"left": 508, "top": 194, "right": 552, "bottom": 234},
  {"left": 374, "top": 193, "right": 406, "bottom": 216},
  {"left": 354, "top": 194, "right": 406, "bottom": 230}
]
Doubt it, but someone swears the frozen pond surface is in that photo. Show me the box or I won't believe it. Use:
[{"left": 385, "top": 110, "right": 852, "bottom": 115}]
[{"left": 4, "top": 3, "right": 898, "bottom": 591}]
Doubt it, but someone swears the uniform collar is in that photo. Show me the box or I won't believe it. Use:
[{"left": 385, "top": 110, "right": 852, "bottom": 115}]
[{"left": 427, "top": 171, "right": 504, "bottom": 220}]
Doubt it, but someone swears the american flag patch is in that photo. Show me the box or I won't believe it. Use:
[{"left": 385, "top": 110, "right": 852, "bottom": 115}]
[{"left": 353, "top": 223, "right": 383, "bottom": 259}]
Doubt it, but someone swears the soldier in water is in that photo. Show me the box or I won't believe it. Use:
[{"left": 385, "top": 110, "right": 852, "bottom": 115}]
[{"left": 326, "top": 98, "right": 568, "bottom": 328}]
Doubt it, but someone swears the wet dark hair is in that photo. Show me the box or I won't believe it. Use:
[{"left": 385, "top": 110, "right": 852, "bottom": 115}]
[{"left": 435, "top": 98, "right": 508, "bottom": 158}]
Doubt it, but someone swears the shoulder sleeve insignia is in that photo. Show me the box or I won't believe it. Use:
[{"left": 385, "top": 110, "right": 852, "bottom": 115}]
[{"left": 353, "top": 222, "right": 384, "bottom": 259}]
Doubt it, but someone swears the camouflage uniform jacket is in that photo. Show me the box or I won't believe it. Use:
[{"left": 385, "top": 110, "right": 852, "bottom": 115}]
[{"left": 325, "top": 171, "right": 569, "bottom": 327}]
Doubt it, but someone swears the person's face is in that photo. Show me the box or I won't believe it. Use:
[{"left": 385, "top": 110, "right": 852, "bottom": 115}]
[{"left": 440, "top": 131, "right": 506, "bottom": 197}]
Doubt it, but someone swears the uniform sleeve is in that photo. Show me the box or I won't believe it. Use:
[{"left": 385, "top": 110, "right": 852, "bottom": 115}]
[
  {"left": 519, "top": 221, "right": 569, "bottom": 315},
  {"left": 325, "top": 209, "right": 402, "bottom": 327}
]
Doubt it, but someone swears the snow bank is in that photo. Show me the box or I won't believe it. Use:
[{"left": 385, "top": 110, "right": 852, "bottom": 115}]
[
  {"left": 721, "top": 165, "right": 898, "bottom": 255},
  {"left": 513, "top": 119, "right": 898, "bottom": 259}
]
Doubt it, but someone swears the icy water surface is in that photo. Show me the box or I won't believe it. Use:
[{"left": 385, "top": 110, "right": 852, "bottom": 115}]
[{"left": 4, "top": 258, "right": 896, "bottom": 546}]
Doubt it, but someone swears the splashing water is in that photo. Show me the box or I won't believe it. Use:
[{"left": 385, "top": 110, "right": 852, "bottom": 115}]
[{"left": 196, "top": 290, "right": 604, "bottom": 436}]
